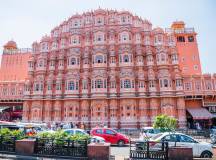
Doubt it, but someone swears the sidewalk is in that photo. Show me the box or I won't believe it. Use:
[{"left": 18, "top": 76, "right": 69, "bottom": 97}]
[
  {"left": 0, "top": 153, "right": 87, "bottom": 160},
  {"left": 1, "top": 153, "right": 215, "bottom": 160}
]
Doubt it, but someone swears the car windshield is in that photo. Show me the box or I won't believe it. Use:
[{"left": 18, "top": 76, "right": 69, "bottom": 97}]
[
  {"left": 150, "top": 133, "right": 163, "bottom": 140},
  {"left": 65, "top": 130, "right": 74, "bottom": 135},
  {"left": 154, "top": 129, "right": 161, "bottom": 134},
  {"left": 76, "top": 130, "right": 88, "bottom": 135},
  {"left": 105, "top": 129, "right": 116, "bottom": 135}
]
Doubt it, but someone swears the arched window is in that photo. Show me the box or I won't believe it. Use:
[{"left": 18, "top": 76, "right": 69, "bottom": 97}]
[
  {"left": 68, "top": 81, "right": 75, "bottom": 90},
  {"left": 40, "top": 83, "right": 43, "bottom": 91},
  {"left": 145, "top": 36, "right": 150, "bottom": 44},
  {"left": 206, "top": 82, "right": 212, "bottom": 90},
  {"left": 94, "top": 32, "right": 104, "bottom": 42},
  {"left": 52, "top": 42, "right": 58, "bottom": 49},
  {"left": 161, "top": 54, "right": 166, "bottom": 61},
  {"left": 34, "top": 83, "right": 40, "bottom": 91},
  {"left": 71, "top": 36, "right": 80, "bottom": 44},
  {"left": 176, "top": 79, "right": 182, "bottom": 87},
  {"left": 147, "top": 55, "right": 153, "bottom": 62},
  {"left": 123, "top": 55, "right": 129, "bottom": 62},
  {"left": 110, "top": 81, "right": 116, "bottom": 88},
  {"left": 82, "top": 80, "right": 88, "bottom": 89},
  {"left": 71, "top": 58, "right": 76, "bottom": 65},
  {"left": 56, "top": 82, "right": 61, "bottom": 90},
  {"left": 95, "top": 79, "right": 103, "bottom": 88},
  {"left": 164, "top": 79, "right": 169, "bottom": 87},
  {"left": 149, "top": 81, "right": 155, "bottom": 88},
  {"left": 60, "top": 39, "right": 65, "bottom": 48},
  {"left": 96, "top": 17, "right": 103, "bottom": 24},
  {"left": 119, "top": 32, "right": 130, "bottom": 42},
  {"left": 95, "top": 55, "right": 103, "bottom": 63},
  {"left": 97, "top": 35, "right": 102, "bottom": 41},
  {"left": 124, "top": 79, "right": 131, "bottom": 88},
  {"left": 135, "top": 34, "right": 141, "bottom": 42},
  {"left": 122, "top": 34, "right": 128, "bottom": 41},
  {"left": 139, "top": 81, "right": 144, "bottom": 88},
  {"left": 47, "top": 83, "right": 52, "bottom": 90},
  {"left": 172, "top": 54, "right": 178, "bottom": 61},
  {"left": 121, "top": 16, "right": 126, "bottom": 23},
  {"left": 38, "top": 60, "right": 43, "bottom": 67}
]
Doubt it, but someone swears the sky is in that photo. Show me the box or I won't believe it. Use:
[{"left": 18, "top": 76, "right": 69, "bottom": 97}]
[{"left": 0, "top": 0, "right": 215, "bottom": 73}]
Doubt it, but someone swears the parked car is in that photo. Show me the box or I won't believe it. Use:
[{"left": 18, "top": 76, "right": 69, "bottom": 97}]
[
  {"left": 149, "top": 132, "right": 213, "bottom": 158},
  {"left": 64, "top": 128, "right": 88, "bottom": 136},
  {"left": 90, "top": 128, "right": 129, "bottom": 146},
  {"left": 140, "top": 127, "right": 161, "bottom": 138},
  {"left": 63, "top": 129, "right": 105, "bottom": 143},
  {"left": 210, "top": 128, "right": 216, "bottom": 144}
]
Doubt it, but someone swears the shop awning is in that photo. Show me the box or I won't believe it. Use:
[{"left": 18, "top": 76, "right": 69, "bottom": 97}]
[
  {"left": 187, "top": 108, "right": 213, "bottom": 120},
  {"left": 211, "top": 114, "right": 216, "bottom": 118},
  {"left": 0, "top": 107, "right": 10, "bottom": 113}
]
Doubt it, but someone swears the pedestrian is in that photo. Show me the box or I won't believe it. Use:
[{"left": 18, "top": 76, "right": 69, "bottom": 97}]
[
  {"left": 80, "top": 123, "right": 84, "bottom": 130},
  {"left": 74, "top": 123, "right": 78, "bottom": 128},
  {"left": 47, "top": 122, "right": 51, "bottom": 130},
  {"left": 60, "top": 123, "right": 63, "bottom": 129},
  {"left": 70, "top": 122, "right": 74, "bottom": 128}
]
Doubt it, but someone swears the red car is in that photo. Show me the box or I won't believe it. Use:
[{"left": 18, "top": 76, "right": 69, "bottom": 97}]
[{"left": 90, "top": 128, "right": 129, "bottom": 146}]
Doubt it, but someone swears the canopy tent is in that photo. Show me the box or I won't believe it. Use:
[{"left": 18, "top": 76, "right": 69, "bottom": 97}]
[{"left": 187, "top": 108, "right": 213, "bottom": 120}]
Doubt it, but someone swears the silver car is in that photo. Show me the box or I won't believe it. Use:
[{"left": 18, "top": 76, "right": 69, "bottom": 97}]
[{"left": 63, "top": 129, "right": 105, "bottom": 143}]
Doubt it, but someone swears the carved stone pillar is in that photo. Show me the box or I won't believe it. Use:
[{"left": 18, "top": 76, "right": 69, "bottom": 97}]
[{"left": 177, "top": 98, "right": 187, "bottom": 128}]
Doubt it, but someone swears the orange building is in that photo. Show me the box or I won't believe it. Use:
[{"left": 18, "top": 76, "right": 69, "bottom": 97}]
[
  {"left": 0, "top": 41, "right": 31, "bottom": 120},
  {"left": 166, "top": 21, "right": 202, "bottom": 75}
]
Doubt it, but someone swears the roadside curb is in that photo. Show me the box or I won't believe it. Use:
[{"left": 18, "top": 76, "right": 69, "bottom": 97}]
[{"left": 0, "top": 153, "right": 85, "bottom": 160}]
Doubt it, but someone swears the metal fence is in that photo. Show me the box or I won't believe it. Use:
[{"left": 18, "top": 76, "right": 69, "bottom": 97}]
[
  {"left": 176, "top": 129, "right": 210, "bottom": 137},
  {"left": 0, "top": 136, "right": 16, "bottom": 153},
  {"left": 34, "top": 138, "right": 88, "bottom": 158},
  {"left": 130, "top": 140, "right": 168, "bottom": 160},
  {"left": 116, "top": 129, "right": 141, "bottom": 138}
]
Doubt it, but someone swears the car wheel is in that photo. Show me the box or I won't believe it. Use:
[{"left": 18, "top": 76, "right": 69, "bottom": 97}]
[
  {"left": 201, "top": 151, "right": 212, "bottom": 158},
  {"left": 118, "top": 140, "right": 125, "bottom": 147}
]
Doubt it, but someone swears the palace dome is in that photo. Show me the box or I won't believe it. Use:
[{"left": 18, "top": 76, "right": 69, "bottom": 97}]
[{"left": 3, "top": 40, "right": 17, "bottom": 49}]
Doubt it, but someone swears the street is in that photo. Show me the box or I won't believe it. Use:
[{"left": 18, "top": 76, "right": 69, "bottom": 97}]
[{"left": 111, "top": 145, "right": 130, "bottom": 159}]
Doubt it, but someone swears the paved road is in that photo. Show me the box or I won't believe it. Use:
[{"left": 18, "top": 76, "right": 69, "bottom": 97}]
[{"left": 111, "top": 145, "right": 130, "bottom": 160}]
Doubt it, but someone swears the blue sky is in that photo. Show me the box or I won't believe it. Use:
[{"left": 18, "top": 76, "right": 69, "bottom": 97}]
[{"left": 0, "top": 0, "right": 215, "bottom": 73}]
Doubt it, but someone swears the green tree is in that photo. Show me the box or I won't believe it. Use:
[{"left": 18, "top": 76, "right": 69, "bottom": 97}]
[{"left": 153, "top": 114, "right": 177, "bottom": 132}]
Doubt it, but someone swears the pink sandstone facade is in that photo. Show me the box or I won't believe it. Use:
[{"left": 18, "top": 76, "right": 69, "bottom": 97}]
[{"left": 19, "top": 9, "right": 216, "bottom": 129}]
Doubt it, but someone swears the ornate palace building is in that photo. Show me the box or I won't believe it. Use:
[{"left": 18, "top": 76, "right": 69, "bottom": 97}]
[
  {"left": 0, "top": 41, "right": 31, "bottom": 120},
  {"left": 21, "top": 9, "right": 216, "bottom": 129}
]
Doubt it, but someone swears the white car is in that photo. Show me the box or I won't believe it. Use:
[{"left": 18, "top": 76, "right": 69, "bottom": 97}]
[
  {"left": 150, "top": 132, "right": 213, "bottom": 158},
  {"left": 63, "top": 129, "right": 105, "bottom": 143},
  {"left": 64, "top": 128, "right": 88, "bottom": 136},
  {"left": 140, "top": 127, "right": 161, "bottom": 138}
]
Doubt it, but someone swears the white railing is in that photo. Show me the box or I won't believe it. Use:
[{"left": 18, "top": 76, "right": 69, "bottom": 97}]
[
  {"left": 165, "top": 28, "right": 195, "bottom": 34},
  {"left": 3, "top": 48, "right": 32, "bottom": 54}
]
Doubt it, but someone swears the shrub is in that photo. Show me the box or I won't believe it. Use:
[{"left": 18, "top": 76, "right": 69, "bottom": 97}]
[
  {"left": 36, "top": 130, "right": 90, "bottom": 146},
  {"left": 153, "top": 114, "right": 177, "bottom": 132},
  {"left": 0, "top": 128, "right": 25, "bottom": 142}
]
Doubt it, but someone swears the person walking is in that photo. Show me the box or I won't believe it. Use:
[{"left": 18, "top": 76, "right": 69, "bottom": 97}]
[{"left": 70, "top": 122, "right": 74, "bottom": 128}]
